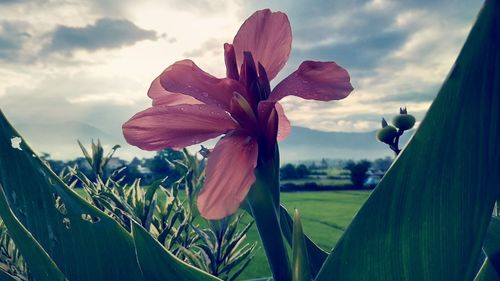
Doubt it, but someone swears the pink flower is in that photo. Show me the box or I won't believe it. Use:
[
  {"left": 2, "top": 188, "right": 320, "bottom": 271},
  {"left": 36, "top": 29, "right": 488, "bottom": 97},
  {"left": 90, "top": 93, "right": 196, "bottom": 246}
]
[{"left": 123, "top": 9, "right": 353, "bottom": 219}]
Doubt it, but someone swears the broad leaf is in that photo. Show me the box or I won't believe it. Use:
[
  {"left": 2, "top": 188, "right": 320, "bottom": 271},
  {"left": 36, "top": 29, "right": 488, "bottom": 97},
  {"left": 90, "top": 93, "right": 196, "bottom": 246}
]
[
  {"left": 484, "top": 217, "right": 500, "bottom": 275},
  {"left": 0, "top": 184, "right": 65, "bottom": 281},
  {"left": 476, "top": 258, "right": 500, "bottom": 281},
  {"left": 0, "top": 111, "right": 144, "bottom": 281},
  {"left": 316, "top": 1, "right": 500, "bottom": 280},
  {"left": 131, "top": 222, "right": 222, "bottom": 281}
]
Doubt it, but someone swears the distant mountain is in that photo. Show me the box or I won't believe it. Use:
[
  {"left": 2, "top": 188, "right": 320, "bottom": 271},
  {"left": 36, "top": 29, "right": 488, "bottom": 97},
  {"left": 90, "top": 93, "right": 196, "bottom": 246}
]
[
  {"left": 14, "top": 121, "right": 153, "bottom": 160},
  {"left": 11, "top": 121, "right": 412, "bottom": 162},
  {"left": 279, "top": 126, "right": 412, "bottom": 163}
]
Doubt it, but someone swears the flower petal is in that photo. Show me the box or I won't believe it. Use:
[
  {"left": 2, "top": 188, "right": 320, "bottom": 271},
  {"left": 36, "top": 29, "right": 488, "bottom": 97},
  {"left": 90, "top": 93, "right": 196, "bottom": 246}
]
[
  {"left": 197, "top": 134, "right": 258, "bottom": 220},
  {"left": 233, "top": 9, "right": 292, "bottom": 80},
  {"left": 224, "top": 43, "right": 240, "bottom": 81},
  {"left": 122, "top": 104, "right": 239, "bottom": 151},
  {"left": 257, "top": 101, "right": 291, "bottom": 141},
  {"left": 275, "top": 102, "right": 291, "bottom": 141},
  {"left": 148, "top": 76, "right": 200, "bottom": 106},
  {"left": 268, "top": 61, "right": 354, "bottom": 102},
  {"left": 160, "top": 59, "right": 244, "bottom": 110}
]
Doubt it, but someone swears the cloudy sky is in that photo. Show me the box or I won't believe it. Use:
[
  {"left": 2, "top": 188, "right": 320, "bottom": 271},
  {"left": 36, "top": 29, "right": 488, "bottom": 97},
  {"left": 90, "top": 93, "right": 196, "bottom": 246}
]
[{"left": 0, "top": 0, "right": 484, "bottom": 159}]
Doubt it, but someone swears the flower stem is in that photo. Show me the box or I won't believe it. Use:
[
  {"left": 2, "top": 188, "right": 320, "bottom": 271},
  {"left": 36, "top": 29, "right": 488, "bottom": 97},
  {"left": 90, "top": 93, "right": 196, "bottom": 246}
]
[{"left": 246, "top": 155, "right": 291, "bottom": 281}]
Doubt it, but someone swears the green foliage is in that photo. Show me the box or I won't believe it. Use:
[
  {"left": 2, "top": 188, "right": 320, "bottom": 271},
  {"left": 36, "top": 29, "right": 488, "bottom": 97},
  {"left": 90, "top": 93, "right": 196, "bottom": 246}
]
[
  {"left": 280, "top": 164, "right": 311, "bottom": 180},
  {"left": 291, "top": 209, "right": 311, "bottom": 281},
  {"left": 344, "top": 160, "right": 371, "bottom": 188},
  {"left": 0, "top": 220, "right": 30, "bottom": 280},
  {"left": 316, "top": 1, "right": 500, "bottom": 280},
  {"left": 0, "top": 184, "right": 65, "bottom": 281},
  {"left": 132, "top": 221, "right": 222, "bottom": 281},
  {"left": 77, "top": 139, "right": 120, "bottom": 179},
  {"left": 0, "top": 111, "right": 256, "bottom": 281},
  {"left": 69, "top": 142, "right": 257, "bottom": 280},
  {"left": 192, "top": 215, "right": 257, "bottom": 281}
]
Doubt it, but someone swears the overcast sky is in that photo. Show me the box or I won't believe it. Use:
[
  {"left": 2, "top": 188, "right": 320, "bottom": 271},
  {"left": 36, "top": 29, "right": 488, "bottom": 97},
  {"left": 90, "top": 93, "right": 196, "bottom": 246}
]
[{"left": 0, "top": 0, "right": 484, "bottom": 159}]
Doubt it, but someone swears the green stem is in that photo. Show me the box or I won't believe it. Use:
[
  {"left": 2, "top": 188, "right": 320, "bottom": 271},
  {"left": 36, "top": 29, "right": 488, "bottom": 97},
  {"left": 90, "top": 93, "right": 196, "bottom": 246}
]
[{"left": 246, "top": 160, "right": 292, "bottom": 281}]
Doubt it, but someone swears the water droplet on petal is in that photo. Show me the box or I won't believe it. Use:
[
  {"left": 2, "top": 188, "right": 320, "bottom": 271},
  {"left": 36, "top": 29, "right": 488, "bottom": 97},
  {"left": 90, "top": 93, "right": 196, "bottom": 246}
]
[{"left": 202, "top": 92, "right": 209, "bottom": 97}]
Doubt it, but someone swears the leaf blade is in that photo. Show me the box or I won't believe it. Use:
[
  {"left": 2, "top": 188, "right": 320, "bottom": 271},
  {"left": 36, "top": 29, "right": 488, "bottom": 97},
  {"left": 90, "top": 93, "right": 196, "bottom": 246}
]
[{"left": 316, "top": 1, "right": 500, "bottom": 280}]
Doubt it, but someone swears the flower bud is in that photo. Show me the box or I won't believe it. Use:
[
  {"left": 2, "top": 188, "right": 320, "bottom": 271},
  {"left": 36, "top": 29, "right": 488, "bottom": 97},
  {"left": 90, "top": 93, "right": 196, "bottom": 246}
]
[
  {"left": 381, "top": 118, "right": 388, "bottom": 128},
  {"left": 392, "top": 114, "right": 416, "bottom": 131},
  {"left": 376, "top": 125, "right": 398, "bottom": 144}
]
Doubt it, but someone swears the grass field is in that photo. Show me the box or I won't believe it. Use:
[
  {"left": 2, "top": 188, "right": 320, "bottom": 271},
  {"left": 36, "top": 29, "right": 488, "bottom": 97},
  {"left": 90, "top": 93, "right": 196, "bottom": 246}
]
[
  {"left": 237, "top": 191, "right": 370, "bottom": 280},
  {"left": 280, "top": 178, "right": 351, "bottom": 186}
]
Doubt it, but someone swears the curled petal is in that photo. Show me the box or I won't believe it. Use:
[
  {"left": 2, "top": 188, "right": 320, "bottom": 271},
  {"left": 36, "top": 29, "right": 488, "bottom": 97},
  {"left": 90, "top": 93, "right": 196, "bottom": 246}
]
[
  {"left": 224, "top": 43, "right": 240, "bottom": 81},
  {"left": 148, "top": 76, "right": 200, "bottom": 106},
  {"left": 269, "top": 61, "right": 354, "bottom": 102},
  {"left": 275, "top": 102, "right": 291, "bottom": 141},
  {"left": 233, "top": 9, "right": 292, "bottom": 80},
  {"left": 257, "top": 101, "right": 291, "bottom": 142},
  {"left": 160, "top": 59, "right": 244, "bottom": 110},
  {"left": 197, "top": 134, "right": 258, "bottom": 220},
  {"left": 122, "top": 104, "right": 239, "bottom": 151}
]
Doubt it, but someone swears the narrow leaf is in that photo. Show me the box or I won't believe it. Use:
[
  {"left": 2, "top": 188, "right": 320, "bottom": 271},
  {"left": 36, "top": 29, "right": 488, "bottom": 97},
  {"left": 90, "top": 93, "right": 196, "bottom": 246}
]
[
  {"left": 280, "top": 205, "right": 327, "bottom": 278},
  {"left": 292, "top": 209, "right": 311, "bottom": 281}
]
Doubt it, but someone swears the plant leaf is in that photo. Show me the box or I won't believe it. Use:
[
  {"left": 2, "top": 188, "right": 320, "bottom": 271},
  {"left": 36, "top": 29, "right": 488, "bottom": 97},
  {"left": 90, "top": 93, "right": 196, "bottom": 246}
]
[
  {"left": 292, "top": 209, "right": 311, "bottom": 281},
  {"left": 0, "top": 111, "right": 144, "bottom": 281},
  {"left": 0, "top": 184, "right": 66, "bottom": 281},
  {"left": 475, "top": 258, "right": 500, "bottom": 281},
  {"left": 280, "top": 205, "right": 327, "bottom": 278},
  {"left": 131, "top": 221, "right": 222, "bottom": 281},
  {"left": 484, "top": 217, "right": 500, "bottom": 275},
  {"left": 316, "top": 1, "right": 500, "bottom": 280}
]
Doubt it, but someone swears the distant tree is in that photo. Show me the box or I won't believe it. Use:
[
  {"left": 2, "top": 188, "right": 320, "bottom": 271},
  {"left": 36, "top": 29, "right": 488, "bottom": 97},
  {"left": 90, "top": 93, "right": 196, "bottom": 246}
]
[
  {"left": 145, "top": 149, "right": 183, "bottom": 180},
  {"left": 345, "top": 160, "right": 372, "bottom": 188},
  {"left": 40, "top": 153, "right": 66, "bottom": 176},
  {"left": 308, "top": 161, "right": 318, "bottom": 170},
  {"left": 280, "top": 164, "right": 298, "bottom": 179},
  {"left": 372, "top": 157, "right": 393, "bottom": 172},
  {"left": 296, "top": 164, "right": 310, "bottom": 178},
  {"left": 320, "top": 158, "right": 329, "bottom": 169},
  {"left": 122, "top": 157, "right": 144, "bottom": 183}
]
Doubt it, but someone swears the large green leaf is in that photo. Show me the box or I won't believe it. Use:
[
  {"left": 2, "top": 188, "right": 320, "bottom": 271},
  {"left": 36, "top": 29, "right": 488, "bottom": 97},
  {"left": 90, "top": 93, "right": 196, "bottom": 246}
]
[
  {"left": 484, "top": 217, "right": 500, "bottom": 276},
  {"left": 316, "top": 1, "right": 500, "bottom": 280},
  {"left": 0, "top": 184, "right": 65, "bottom": 281},
  {"left": 476, "top": 217, "right": 500, "bottom": 281},
  {"left": 0, "top": 111, "right": 144, "bottom": 281},
  {"left": 476, "top": 258, "right": 500, "bottom": 281},
  {"left": 131, "top": 221, "right": 222, "bottom": 281}
]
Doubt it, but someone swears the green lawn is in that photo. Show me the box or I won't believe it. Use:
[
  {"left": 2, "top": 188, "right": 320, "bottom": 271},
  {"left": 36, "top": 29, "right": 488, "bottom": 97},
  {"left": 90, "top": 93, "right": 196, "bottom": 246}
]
[
  {"left": 237, "top": 191, "right": 370, "bottom": 280},
  {"left": 280, "top": 178, "right": 351, "bottom": 186}
]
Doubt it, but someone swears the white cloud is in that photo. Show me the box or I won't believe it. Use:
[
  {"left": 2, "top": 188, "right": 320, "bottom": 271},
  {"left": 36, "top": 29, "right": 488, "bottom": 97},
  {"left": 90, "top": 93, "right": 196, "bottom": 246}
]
[{"left": 0, "top": 0, "right": 486, "bottom": 159}]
